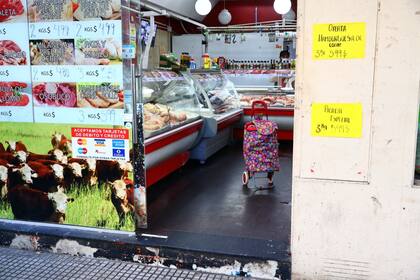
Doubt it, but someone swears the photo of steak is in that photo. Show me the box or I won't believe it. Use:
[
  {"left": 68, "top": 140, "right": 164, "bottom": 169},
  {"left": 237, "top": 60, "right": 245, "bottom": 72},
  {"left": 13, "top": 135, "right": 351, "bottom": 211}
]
[
  {"left": 0, "top": 0, "right": 25, "bottom": 22},
  {"left": 33, "top": 83, "right": 77, "bottom": 108},
  {"left": 0, "top": 82, "right": 29, "bottom": 107},
  {"left": 0, "top": 40, "right": 27, "bottom": 65}
]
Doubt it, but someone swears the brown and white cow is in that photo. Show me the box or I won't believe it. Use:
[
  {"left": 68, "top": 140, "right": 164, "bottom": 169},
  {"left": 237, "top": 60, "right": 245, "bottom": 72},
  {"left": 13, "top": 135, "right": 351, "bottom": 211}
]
[
  {"left": 7, "top": 164, "right": 38, "bottom": 189},
  {"left": 0, "top": 163, "right": 8, "bottom": 199},
  {"left": 51, "top": 133, "right": 72, "bottom": 155},
  {"left": 33, "top": 159, "right": 82, "bottom": 188},
  {"left": 68, "top": 158, "right": 97, "bottom": 186},
  {"left": 48, "top": 149, "right": 68, "bottom": 164},
  {"left": 96, "top": 160, "right": 133, "bottom": 184},
  {"left": 110, "top": 179, "right": 135, "bottom": 228},
  {"left": 8, "top": 185, "right": 74, "bottom": 224},
  {"left": 0, "top": 143, "right": 5, "bottom": 153},
  {"left": 0, "top": 151, "right": 27, "bottom": 165},
  {"left": 62, "top": 162, "right": 84, "bottom": 188},
  {"left": 6, "top": 141, "right": 28, "bottom": 153},
  {"left": 27, "top": 161, "right": 64, "bottom": 193}
]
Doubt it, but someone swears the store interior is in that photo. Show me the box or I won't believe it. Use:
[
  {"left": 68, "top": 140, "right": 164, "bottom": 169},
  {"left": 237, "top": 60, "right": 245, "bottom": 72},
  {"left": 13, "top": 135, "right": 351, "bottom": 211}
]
[{"left": 136, "top": 0, "right": 296, "bottom": 259}]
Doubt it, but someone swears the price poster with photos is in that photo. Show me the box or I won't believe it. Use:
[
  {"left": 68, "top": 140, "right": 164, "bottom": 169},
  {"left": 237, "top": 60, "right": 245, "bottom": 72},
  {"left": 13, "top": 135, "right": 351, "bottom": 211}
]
[
  {"left": 0, "top": 0, "right": 33, "bottom": 122},
  {"left": 0, "top": 0, "right": 147, "bottom": 231},
  {"left": 28, "top": 0, "right": 124, "bottom": 125}
]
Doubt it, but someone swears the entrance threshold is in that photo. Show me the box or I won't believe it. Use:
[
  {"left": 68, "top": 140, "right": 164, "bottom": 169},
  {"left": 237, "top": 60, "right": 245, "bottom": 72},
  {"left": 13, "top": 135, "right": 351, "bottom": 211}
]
[{"left": 0, "top": 219, "right": 290, "bottom": 279}]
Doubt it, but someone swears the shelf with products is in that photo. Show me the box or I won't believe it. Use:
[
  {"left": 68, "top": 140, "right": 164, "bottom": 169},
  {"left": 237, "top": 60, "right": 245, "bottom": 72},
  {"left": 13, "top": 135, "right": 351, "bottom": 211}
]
[
  {"left": 238, "top": 88, "right": 295, "bottom": 108},
  {"left": 223, "top": 60, "right": 296, "bottom": 71},
  {"left": 223, "top": 69, "right": 295, "bottom": 78},
  {"left": 223, "top": 69, "right": 296, "bottom": 90}
]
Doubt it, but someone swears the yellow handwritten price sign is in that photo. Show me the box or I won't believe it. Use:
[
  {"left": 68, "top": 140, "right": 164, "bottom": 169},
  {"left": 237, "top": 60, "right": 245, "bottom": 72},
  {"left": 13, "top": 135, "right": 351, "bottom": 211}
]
[
  {"left": 311, "top": 103, "right": 363, "bottom": 138},
  {"left": 313, "top": 22, "right": 366, "bottom": 60}
]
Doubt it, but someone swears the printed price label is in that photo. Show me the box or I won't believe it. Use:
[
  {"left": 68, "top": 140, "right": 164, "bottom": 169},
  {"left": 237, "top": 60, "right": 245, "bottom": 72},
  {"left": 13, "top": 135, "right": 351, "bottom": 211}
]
[
  {"left": 313, "top": 22, "right": 366, "bottom": 60},
  {"left": 34, "top": 107, "right": 123, "bottom": 125},
  {"left": 29, "top": 21, "right": 121, "bottom": 39},
  {"left": 311, "top": 103, "right": 363, "bottom": 138},
  {"left": 122, "top": 45, "right": 135, "bottom": 59}
]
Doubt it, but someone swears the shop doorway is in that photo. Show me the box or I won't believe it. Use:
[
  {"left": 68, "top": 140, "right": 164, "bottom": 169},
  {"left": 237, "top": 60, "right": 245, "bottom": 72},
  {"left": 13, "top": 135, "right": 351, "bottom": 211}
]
[{"left": 138, "top": 0, "right": 297, "bottom": 264}]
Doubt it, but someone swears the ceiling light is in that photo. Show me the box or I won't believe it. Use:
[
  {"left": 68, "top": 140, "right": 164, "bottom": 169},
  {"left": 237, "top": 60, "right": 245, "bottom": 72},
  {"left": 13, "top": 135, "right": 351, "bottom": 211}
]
[
  {"left": 273, "top": 0, "right": 292, "bottom": 15},
  {"left": 195, "top": 0, "right": 212, "bottom": 16},
  {"left": 218, "top": 9, "right": 232, "bottom": 25},
  {"left": 283, "top": 9, "right": 296, "bottom": 20}
]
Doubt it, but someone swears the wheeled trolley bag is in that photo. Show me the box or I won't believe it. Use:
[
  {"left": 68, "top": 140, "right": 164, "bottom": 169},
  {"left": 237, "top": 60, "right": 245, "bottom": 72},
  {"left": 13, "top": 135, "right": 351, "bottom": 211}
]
[{"left": 242, "top": 101, "right": 280, "bottom": 188}]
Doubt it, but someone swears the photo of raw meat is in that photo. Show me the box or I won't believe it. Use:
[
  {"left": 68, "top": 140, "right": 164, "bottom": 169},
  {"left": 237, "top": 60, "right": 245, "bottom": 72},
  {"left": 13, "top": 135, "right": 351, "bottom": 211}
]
[
  {"left": 0, "top": 40, "right": 27, "bottom": 65},
  {"left": 0, "top": 0, "right": 26, "bottom": 22},
  {"left": 73, "top": 0, "right": 121, "bottom": 21},
  {"left": 0, "top": 82, "right": 30, "bottom": 107},
  {"left": 77, "top": 83, "right": 123, "bottom": 109},
  {"left": 32, "top": 82, "right": 77, "bottom": 107},
  {"left": 30, "top": 39, "right": 75, "bottom": 65},
  {"left": 75, "top": 38, "right": 122, "bottom": 65},
  {"left": 27, "top": 0, "right": 72, "bottom": 22}
]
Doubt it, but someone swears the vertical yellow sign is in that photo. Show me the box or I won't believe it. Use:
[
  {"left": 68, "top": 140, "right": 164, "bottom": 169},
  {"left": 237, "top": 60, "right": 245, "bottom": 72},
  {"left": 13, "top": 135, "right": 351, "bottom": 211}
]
[
  {"left": 313, "top": 22, "right": 366, "bottom": 60},
  {"left": 311, "top": 103, "right": 363, "bottom": 138}
]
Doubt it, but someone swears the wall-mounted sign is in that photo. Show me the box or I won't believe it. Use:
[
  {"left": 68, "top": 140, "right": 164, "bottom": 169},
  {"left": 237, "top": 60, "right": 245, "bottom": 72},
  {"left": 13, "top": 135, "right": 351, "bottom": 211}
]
[
  {"left": 312, "top": 22, "right": 366, "bottom": 60},
  {"left": 311, "top": 103, "right": 363, "bottom": 138},
  {"left": 71, "top": 127, "right": 129, "bottom": 161}
]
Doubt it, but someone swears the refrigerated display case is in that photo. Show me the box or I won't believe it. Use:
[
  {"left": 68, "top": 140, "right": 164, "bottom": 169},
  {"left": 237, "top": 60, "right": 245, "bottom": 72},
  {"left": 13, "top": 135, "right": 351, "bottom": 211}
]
[
  {"left": 187, "top": 69, "right": 243, "bottom": 163},
  {"left": 142, "top": 70, "right": 204, "bottom": 186},
  {"left": 237, "top": 87, "right": 295, "bottom": 140}
]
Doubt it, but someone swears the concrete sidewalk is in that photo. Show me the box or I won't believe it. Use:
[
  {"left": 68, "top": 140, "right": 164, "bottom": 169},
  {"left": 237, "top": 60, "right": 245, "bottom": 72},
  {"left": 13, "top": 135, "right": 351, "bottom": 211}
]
[{"left": 0, "top": 247, "right": 262, "bottom": 280}]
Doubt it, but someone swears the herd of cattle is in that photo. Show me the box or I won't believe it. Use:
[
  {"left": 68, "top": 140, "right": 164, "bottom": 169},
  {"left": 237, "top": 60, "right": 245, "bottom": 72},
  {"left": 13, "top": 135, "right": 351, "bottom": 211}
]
[{"left": 0, "top": 133, "right": 144, "bottom": 227}]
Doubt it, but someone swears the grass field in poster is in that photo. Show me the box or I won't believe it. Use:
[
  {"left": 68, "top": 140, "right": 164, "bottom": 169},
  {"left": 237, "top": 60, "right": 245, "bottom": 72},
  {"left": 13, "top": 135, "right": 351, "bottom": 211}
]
[{"left": 0, "top": 122, "right": 135, "bottom": 231}]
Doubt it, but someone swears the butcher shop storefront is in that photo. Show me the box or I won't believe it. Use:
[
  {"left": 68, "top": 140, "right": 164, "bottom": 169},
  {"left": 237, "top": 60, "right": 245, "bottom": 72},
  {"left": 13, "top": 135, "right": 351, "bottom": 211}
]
[
  {"left": 0, "top": 0, "right": 270, "bottom": 276},
  {"left": 1, "top": 0, "right": 293, "bottom": 278},
  {"left": 0, "top": 0, "right": 153, "bottom": 253},
  {"left": 0, "top": 0, "right": 295, "bottom": 276}
]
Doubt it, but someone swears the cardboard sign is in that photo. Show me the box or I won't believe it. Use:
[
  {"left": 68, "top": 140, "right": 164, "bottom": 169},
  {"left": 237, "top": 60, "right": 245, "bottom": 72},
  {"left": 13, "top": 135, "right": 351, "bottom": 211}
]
[
  {"left": 313, "top": 22, "right": 366, "bottom": 60},
  {"left": 71, "top": 127, "right": 130, "bottom": 161},
  {"left": 311, "top": 103, "right": 363, "bottom": 138}
]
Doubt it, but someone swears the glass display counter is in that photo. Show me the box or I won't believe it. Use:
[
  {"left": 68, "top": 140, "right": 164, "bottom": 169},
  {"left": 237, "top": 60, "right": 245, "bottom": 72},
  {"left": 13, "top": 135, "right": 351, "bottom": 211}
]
[
  {"left": 187, "top": 69, "right": 243, "bottom": 163},
  {"left": 142, "top": 70, "right": 203, "bottom": 186},
  {"left": 236, "top": 87, "right": 295, "bottom": 141},
  {"left": 142, "top": 70, "right": 202, "bottom": 139},
  {"left": 188, "top": 69, "right": 241, "bottom": 117}
]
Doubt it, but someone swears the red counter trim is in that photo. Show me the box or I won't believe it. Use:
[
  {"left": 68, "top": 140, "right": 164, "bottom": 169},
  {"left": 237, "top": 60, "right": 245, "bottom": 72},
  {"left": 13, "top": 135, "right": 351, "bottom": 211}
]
[
  {"left": 146, "top": 152, "right": 190, "bottom": 187},
  {"left": 145, "top": 120, "right": 203, "bottom": 154},
  {"left": 243, "top": 107, "right": 294, "bottom": 117},
  {"left": 217, "top": 111, "right": 243, "bottom": 131}
]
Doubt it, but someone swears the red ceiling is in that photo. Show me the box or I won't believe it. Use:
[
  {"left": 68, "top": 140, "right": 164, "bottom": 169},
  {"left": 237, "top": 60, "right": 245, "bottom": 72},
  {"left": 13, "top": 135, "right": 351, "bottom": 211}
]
[
  {"left": 203, "top": 0, "right": 297, "bottom": 26},
  {"left": 155, "top": 0, "right": 298, "bottom": 34}
]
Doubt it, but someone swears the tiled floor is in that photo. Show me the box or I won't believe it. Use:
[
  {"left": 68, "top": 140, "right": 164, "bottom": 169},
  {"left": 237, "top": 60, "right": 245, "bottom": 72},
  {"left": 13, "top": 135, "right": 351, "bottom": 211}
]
[{"left": 0, "top": 247, "right": 261, "bottom": 280}]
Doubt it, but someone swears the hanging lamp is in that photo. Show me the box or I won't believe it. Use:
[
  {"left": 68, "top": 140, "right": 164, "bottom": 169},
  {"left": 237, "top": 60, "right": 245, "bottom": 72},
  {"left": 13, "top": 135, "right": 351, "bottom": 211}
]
[
  {"left": 195, "top": 0, "right": 212, "bottom": 16},
  {"left": 218, "top": 0, "right": 232, "bottom": 25},
  {"left": 273, "top": 0, "right": 292, "bottom": 15}
]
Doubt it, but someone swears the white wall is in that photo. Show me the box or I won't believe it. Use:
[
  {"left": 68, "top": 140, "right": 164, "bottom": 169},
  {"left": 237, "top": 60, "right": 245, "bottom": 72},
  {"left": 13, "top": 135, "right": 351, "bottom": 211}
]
[
  {"left": 172, "top": 33, "right": 293, "bottom": 68},
  {"left": 292, "top": 0, "right": 420, "bottom": 279},
  {"left": 207, "top": 33, "right": 285, "bottom": 61},
  {"left": 172, "top": 34, "right": 204, "bottom": 67}
]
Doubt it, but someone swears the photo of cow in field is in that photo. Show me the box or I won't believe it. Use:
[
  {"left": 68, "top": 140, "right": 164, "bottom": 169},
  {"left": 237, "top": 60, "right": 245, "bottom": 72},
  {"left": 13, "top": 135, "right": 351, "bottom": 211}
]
[{"left": 0, "top": 123, "right": 145, "bottom": 231}]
